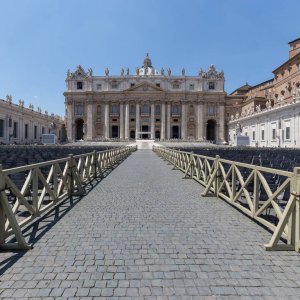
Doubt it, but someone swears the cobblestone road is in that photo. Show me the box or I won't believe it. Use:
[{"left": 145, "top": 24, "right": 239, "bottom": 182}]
[{"left": 1, "top": 150, "right": 300, "bottom": 299}]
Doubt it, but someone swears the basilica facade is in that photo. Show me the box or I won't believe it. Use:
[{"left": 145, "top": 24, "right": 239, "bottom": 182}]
[{"left": 64, "top": 54, "right": 226, "bottom": 142}]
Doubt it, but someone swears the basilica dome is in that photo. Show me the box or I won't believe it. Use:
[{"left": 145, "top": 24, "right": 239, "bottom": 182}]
[{"left": 138, "top": 53, "right": 160, "bottom": 76}]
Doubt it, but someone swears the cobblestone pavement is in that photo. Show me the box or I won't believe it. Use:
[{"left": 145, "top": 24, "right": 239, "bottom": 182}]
[{"left": 1, "top": 150, "right": 300, "bottom": 299}]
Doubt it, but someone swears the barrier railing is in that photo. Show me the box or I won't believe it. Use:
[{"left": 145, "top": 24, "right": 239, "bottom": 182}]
[
  {"left": 153, "top": 146, "right": 300, "bottom": 252},
  {"left": 0, "top": 146, "right": 136, "bottom": 250}
]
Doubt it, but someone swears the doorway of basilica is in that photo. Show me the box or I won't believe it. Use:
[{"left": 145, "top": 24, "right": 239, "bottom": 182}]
[
  {"left": 141, "top": 125, "right": 149, "bottom": 139},
  {"left": 75, "top": 118, "right": 84, "bottom": 140},
  {"left": 207, "top": 119, "right": 216, "bottom": 141}
]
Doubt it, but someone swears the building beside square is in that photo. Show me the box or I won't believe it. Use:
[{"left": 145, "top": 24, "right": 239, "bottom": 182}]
[
  {"left": 228, "top": 38, "right": 300, "bottom": 147},
  {"left": 0, "top": 95, "right": 65, "bottom": 144},
  {"left": 64, "top": 54, "right": 226, "bottom": 142}
]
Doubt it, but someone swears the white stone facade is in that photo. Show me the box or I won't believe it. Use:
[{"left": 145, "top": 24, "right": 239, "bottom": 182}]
[
  {"left": 0, "top": 95, "right": 65, "bottom": 144},
  {"left": 64, "top": 54, "right": 226, "bottom": 142}
]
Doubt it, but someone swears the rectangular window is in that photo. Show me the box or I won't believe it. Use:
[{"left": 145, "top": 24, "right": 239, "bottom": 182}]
[
  {"left": 286, "top": 127, "right": 290, "bottom": 140},
  {"left": 208, "top": 106, "right": 215, "bottom": 116},
  {"left": 13, "top": 122, "right": 18, "bottom": 138},
  {"left": 77, "top": 81, "right": 83, "bottom": 89},
  {"left": 34, "top": 126, "right": 37, "bottom": 139},
  {"left": 172, "top": 83, "right": 180, "bottom": 89},
  {"left": 0, "top": 119, "right": 3, "bottom": 137},
  {"left": 130, "top": 83, "right": 135, "bottom": 87},
  {"left": 156, "top": 118, "right": 160, "bottom": 122},
  {"left": 111, "top": 83, "right": 118, "bottom": 89},
  {"left": 155, "top": 105, "right": 161, "bottom": 115},
  {"left": 25, "top": 124, "right": 28, "bottom": 139},
  {"left": 97, "top": 105, "right": 101, "bottom": 114},
  {"left": 209, "top": 82, "right": 215, "bottom": 90},
  {"left": 156, "top": 83, "right": 161, "bottom": 87},
  {"left": 97, "top": 84, "right": 102, "bottom": 90},
  {"left": 252, "top": 131, "right": 255, "bottom": 141},
  {"left": 189, "top": 84, "right": 195, "bottom": 90},
  {"left": 42, "top": 126, "right": 45, "bottom": 134},
  {"left": 285, "top": 121, "right": 291, "bottom": 140},
  {"left": 76, "top": 103, "right": 83, "bottom": 115},
  {"left": 261, "top": 129, "right": 265, "bottom": 140},
  {"left": 272, "top": 129, "right": 276, "bottom": 140}
]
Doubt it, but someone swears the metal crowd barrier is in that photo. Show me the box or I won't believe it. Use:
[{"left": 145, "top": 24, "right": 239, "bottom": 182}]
[
  {"left": 153, "top": 146, "right": 300, "bottom": 252},
  {"left": 0, "top": 146, "right": 136, "bottom": 250}
]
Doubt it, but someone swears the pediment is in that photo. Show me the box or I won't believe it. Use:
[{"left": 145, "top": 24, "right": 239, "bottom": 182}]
[{"left": 125, "top": 82, "right": 164, "bottom": 92}]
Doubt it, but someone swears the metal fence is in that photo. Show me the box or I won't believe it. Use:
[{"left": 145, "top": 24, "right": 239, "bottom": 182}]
[
  {"left": 0, "top": 146, "right": 136, "bottom": 250},
  {"left": 153, "top": 146, "right": 300, "bottom": 252}
]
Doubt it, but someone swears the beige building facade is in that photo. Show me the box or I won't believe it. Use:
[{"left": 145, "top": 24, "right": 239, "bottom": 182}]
[
  {"left": 228, "top": 38, "right": 300, "bottom": 147},
  {"left": 64, "top": 54, "right": 226, "bottom": 143},
  {"left": 0, "top": 95, "right": 65, "bottom": 144}
]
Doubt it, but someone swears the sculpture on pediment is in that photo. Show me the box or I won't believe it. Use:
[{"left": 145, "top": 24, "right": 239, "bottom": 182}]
[
  {"left": 121, "top": 68, "right": 124, "bottom": 76},
  {"left": 151, "top": 68, "right": 155, "bottom": 75},
  {"left": 136, "top": 67, "right": 139, "bottom": 76},
  {"left": 202, "top": 65, "right": 224, "bottom": 80},
  {"left": 126, "top": 67, "right": 129, "bottom": 76},
  {"left": 231, "top": 114, "right": 234, "bottom": 121},
  {"left": 161, "top": 67, "right": 165, "bottom": 76},
  {"left": 277, "top": 93, "right": 284, "bottom": 106},
  {"left": 45, "top": 110, "right": 48, "bottom": 115},
  {"left": 88, "top": 68, "right": 93, "bottom": 76},
  {"left": 236, "top": 122, "right": 242, "bottom": 135},
  {"left": 29, "top": 104, "right": 34, "bottom": 110},
  {"left": 296, "top": 82, "right": 300, "bottom": 97},
  {"left": 255, "top": 104, "right": 261, "bottom": 112},
  {"left": 67, "top": 69, "right": 71, "bottom": 78},
  {"left": 235, "top": 112, "right": 239, "bottom": 119},
  {"left": 198, "top": 68, "right": 204, "bottom": 78},
  {"left": 37, "top": 107, "right": 42, "bottom": 113},
  {"left": 6, "top": 94, "right": 12, "bottom": 103},
  {"left": 19, "top": 99, "right": 24, "bottom": 107},
  {"left": 167, "top": 68, "right": 171, "bottom": 76},
  {"left": 266, "top": 99, "right": 272, "bottom": 109},
  {"left": 182, "top": 68, "right": 185, "bottom": 76},
  {"left": 105, "top": 68, "right": 109, "bottom": 76}
]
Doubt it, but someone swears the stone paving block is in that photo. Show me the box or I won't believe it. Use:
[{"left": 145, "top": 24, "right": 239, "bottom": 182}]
[{"left": 1, "top": 150, "right": 300, "bottom": 298}]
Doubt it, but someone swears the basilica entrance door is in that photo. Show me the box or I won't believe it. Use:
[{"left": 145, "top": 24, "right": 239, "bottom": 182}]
[
  {"left": 75, "top": 118, "right": 84, "bottom": 140},
  {"left": 112, "top": 125, "right": 119, "bottom": 138},
  {"left": 142, "top": 125, "right": 149, "bottom": 139},
  {"left": 207, "top": 119, "right": 216, "bottom": 141},
  {"left": 172, "top": 126, "right": 180, "bottom": 139}
]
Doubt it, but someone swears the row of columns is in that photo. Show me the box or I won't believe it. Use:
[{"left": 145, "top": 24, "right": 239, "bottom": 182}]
[{"left": 84, "top": 102, "right": 225, "bottom": 141}]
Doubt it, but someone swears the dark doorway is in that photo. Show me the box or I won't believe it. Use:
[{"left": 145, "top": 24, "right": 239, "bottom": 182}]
[
  {"left": 172, "top": 126, "right": 179, "bottom": 139},
  {"left": 155, "top": 130, "right": 160, "bottom": 139},
  {"left": 207, "top": 119, "right": 216, "bottom": 141},
  {"left": 112, "top": 125, "right": 119, "bottom": 138},
  {"left": 142, "top": 125, "right": 149, "bottom": 139},
  {"left": 130, "top": 130, "right": 135, "bottom": 139},
  {"left": 75, "top": 118, "right": 84, "bottom": 140}
]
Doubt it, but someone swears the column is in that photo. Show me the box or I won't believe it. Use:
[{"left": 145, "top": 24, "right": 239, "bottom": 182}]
[
  {"left": 104, "top": 103, "right": 109, "bottom": 139},
  {"left": 135, "top": 103, "right": 140, "bottom": 139},
  {"left": 181, "top": 103, "right": 186, "bottom": 140},
  {"left": 125, "top": 103, "right": 129, "bottom": 139},
  {"left": 161, "top": 102, "right": 166, "bottom": 140},
  {"left": 167, "top": 103, "right": 171, "bottom": 139},
  {"left": 86, "top": 102, "right": 94, "bottom": 140},
  {"left": 203, "top": 102, "right": 207, "bottom": 140},
  {"left": 218, "top": 104, "right": 225, "bottom": 142},
  {"left": 66, "top": 102, "right": 73, "bottom": 142},
  {"left": 150, "top": 103, "right": 155, "bottom": 139},
  {"left": 119, "top": 103, "right": 124, "bottom": 140},
  {"left": 197, "top": 102, "right": 204, "bottom": 140}
]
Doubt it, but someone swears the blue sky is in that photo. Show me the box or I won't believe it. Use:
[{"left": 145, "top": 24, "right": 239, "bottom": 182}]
[{"left": 0, "top": 0, "right": 299, "bottom": 116}]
